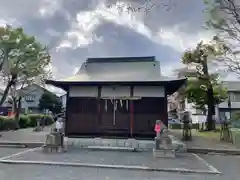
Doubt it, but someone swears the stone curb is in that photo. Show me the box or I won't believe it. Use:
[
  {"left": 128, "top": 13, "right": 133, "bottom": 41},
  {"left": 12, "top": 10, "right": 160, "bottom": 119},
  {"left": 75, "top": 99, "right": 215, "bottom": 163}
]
[
  {"left": 87, "top": 146, "right": 136, "bottom": 152},
  {"left": 0, "top": 141, "right": 43, "bottom": 148},
  {"left": 0, "top": 141, "right": 239, "bottom": 155},
  {"left": 187, "top": 147, "right": 240, "bottom": 155},
  {"left": 0, "top": 159, "right": 222, "bottom": 175}
]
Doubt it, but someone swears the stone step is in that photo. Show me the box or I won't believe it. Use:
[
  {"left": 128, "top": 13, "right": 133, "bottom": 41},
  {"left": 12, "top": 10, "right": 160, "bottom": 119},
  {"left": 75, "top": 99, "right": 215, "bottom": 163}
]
[
  {"left": 87, "top": 146, "right": 136, "bottom": 152},
  {"left": 153, "top": 148, "right": 176, "bottom": 158}
]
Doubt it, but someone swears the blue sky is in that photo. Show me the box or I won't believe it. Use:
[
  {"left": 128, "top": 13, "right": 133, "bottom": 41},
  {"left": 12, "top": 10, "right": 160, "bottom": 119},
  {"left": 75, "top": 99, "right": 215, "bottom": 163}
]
[{"left": 0, "top": 0, "right": 237, "bottom": 94}]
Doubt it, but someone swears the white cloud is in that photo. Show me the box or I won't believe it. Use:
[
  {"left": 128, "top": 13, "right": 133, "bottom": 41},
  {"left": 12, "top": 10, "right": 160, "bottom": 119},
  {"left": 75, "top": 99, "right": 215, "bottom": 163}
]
[
  {"left": 45, "top": 28, "right": 61, "bottom": 37},
  {"left": 2, "top": 0, "right": 238, "bottom": 87},
  {"left": 0, "top": 18, "right": 20, "bottom": 27},
  {"left": 38, "top": 0, "right": 63, "bottom": 17},
  {"left": 54, "top": 0, "right": 215, "bottom": 79},
  {"left": 161, "top": 61, "right": 184, "bottom": 77},
  {"left": 0, "top": 19, "right": 7, "bottom": 26},
  {"left": 157, "top": 25, "right": 213, "bottom": 53},
  {"left": 57, "top": 0, "right": 213, "bottom": 58},
  {"left": 56, "top": 40, "right": 72, "bottom": 50},
  {"left": 58, "top": 1, "right": 152, "bottom": 49},
  {"left": 73, "top": 67, "right": 79, "bottom": 75}
]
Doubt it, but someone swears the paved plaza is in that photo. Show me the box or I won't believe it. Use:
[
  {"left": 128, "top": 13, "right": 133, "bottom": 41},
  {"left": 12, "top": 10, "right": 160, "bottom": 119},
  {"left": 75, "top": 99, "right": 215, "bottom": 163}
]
[
  {"left": 0, "top": 147, "right": 213, "bottom": 172},
  {"left": 0, "top": 128, "right": 239, "bottom": 179},
  {"left": 0, "top": 147, "right": 239, "bottom": 180},
  {"left": 0, "top": 163, "right": 220, "bottom": 180}
]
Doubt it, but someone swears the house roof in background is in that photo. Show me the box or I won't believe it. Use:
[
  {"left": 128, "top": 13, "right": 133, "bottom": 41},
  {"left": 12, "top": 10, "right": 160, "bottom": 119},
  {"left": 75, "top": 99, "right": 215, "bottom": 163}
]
[
  {"left": 223, "top": 81, "right": 240, "bottom": 92},
  {"left": 17, "top": 84, "right": 60, "bottom": 97}
]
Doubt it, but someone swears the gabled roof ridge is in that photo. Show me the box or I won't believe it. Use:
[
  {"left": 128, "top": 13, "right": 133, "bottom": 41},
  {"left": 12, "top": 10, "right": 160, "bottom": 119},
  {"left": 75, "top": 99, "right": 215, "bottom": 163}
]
[{"left": 86, "top": 56, "right": 156, "bottom": 63}]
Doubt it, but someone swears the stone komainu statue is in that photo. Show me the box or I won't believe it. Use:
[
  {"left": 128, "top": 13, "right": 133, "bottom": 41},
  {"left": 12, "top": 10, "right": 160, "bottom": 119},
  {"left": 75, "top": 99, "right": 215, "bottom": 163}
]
[{"left": 43, "top": 129, "right": 65, "bottom": 152}]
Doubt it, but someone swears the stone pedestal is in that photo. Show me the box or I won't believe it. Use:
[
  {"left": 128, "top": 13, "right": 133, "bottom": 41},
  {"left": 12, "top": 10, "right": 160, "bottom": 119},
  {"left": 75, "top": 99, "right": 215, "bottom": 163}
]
[
  {"left": 33, "top": 119, "right": 42, "bottom": 132},
  {"left": 153, "top": 127, "right": 176, "bottom": 158},
  {"left": 125, "top": 138, "right": 139, "bottom": 149},
  {"left": 42, "top": 132, "right": 66, "bottom": 153},
  {"left": 153, "top": 148, "right": 176, "bottom": 158}
]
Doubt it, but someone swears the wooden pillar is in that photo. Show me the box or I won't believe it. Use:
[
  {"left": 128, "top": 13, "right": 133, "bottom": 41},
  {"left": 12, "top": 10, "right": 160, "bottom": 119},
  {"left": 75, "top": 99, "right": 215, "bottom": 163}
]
[
  {"left": 130, "top": 86, "right": 134, "bottom": 137},
  {"left": 65, "top": 87, "right": 70, "bottom": 136},
  {"left": 97, "top": 86, "right": 102, "bottom": 133},
  {"left": 163, "top": 87, "right": 168, "bottom": 127}
]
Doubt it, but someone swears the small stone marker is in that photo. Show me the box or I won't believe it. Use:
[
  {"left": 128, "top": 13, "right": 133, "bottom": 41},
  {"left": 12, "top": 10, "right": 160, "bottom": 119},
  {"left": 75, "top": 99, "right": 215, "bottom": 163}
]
[{"left": 33, "top": 118, "right": 42, "bottom": 132}]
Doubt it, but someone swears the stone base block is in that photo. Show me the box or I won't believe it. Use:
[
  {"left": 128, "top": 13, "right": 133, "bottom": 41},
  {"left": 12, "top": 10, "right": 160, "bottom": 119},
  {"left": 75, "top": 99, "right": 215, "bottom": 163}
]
[
  {"left": 33, "top": 126, "right": 43, "bottom": 132},
  {"left": 42, "top": 145, "right": 67, "bottom": 153},
  {"left": 125, "top": 139, "right": 140, "bottom": 149},
  {"left": 153, "top": 148, "right": 176, "bottom": 158}
]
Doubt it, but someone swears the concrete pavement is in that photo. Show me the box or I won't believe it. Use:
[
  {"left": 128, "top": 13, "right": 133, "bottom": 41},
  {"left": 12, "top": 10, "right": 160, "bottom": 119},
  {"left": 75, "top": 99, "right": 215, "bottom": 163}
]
[
  {"left": 0, "top": 163, "right": 220, "bottom": 180},
  {"left": 0, "top": 127, "right": 239, "bottom": 155},
  {"left": 0, "top": 147, "right": 221, "bottom": 174},
  {"left": 0, "top": 147, "right": 239, "bottom": 180}
]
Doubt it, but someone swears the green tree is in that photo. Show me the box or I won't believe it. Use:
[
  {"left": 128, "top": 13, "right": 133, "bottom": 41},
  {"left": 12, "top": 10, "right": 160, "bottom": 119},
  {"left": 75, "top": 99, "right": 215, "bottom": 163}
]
[
  {"left": 0, "top": 25, "right": 51, "bottom": 106},
  {"left": 180, "top": 41, "right": 228, "bottom": 130},
  {"left": 204, "top": 0, "right": 240, "bottom": 74},
  {"left": 39, "top": 92, "right": 62, "bottom": 115}
]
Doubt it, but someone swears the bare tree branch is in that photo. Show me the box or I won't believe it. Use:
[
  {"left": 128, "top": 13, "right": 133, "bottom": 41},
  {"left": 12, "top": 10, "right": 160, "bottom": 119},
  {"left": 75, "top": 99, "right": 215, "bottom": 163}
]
[
  {"left": 105, "top": 0, "right": 176, "bottom": 15},
  {"left": 205, "top": 0, "right": 240, "bottom": 75}
]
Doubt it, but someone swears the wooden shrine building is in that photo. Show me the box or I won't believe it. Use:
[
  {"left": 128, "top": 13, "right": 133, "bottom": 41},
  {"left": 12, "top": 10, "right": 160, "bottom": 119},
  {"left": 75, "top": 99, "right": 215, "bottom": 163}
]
[{"left": 46, "top": 56, "right": 186, "bottom": 138}]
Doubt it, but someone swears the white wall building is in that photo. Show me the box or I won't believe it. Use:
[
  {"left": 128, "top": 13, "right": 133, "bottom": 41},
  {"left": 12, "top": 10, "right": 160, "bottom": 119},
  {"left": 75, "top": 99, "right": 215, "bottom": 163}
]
[
  {"left": 217, "top": 81, "right": 240, "bottom": 120},
  {"left": 17, "top": 84, "right": 59, "bottom": 114},
  {"left": 169, "top": 80, "right": 240, "bottom": 122}
]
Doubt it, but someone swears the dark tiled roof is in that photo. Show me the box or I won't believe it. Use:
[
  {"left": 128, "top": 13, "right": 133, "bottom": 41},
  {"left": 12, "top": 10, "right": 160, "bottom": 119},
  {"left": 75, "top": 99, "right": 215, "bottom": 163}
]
[{"left": 86, "top": 56, "right": 156, "bottom": 63}]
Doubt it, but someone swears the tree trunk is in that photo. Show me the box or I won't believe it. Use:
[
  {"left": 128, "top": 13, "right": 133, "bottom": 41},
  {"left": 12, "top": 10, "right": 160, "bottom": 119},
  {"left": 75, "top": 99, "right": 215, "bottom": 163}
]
[
  {"left": 201, "top": 55, "right": 215, "bottom": 131},
  {"left": 14, "top": 97, "right": 22, "bottom": 130},
  {"left": 206, "top": 85, "right": 215, "bottom": 131},
  {"left": 0, "top": 80, "right": 14, "bottom": 105},
  {"left": 0, "top": 73, "right": 17, "bottom": 106},
  {"left": 0, "top": 61, "right": 3, "bottom": 72}
]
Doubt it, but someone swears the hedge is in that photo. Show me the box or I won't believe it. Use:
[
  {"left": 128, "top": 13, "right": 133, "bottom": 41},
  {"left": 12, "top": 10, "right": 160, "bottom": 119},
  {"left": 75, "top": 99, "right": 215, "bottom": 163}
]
[
  {"left": 0, "top": 116, "right": 17, "bottom": 130},
  {"left": 0, "top": 114, "right": 54, "bottom": 131},
  {"left": 169, "top": 123, "right": 199, "bottom": 130},
  {"left": 231, "top": 129, "right": 240, "bottom": 148}
]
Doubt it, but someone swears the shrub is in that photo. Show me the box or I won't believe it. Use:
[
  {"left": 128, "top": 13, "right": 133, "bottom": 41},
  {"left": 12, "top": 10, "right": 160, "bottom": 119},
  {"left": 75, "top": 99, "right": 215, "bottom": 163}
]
[
  {"left": 170, "top": 124, "right": 182, "bottom": 129},
  {"left": 0, "top": 114, "right": 54, "bottom": 131},
  {"left": 192, "top": 123, "right": 199, "bottom": 130},
  {"left": 44, "top": 115, "right": 54, "bottom": 125},
  {"left": 27, "top": 114, "right": 54, "bottom": 127},
  {"left": 27, "top": 114, "right": 43, "bottom": 127},
  {"left": 0, "top": 116, "right": 18, "bottom": 131},
  {"left": 0, "top": 116, "right": 4, "bottom": 130},
  {"left": 19, "top": 115, "right": 30, "bottom": 129},
  {"left": 231, "top": 111, "right": 240, "bottom": 121}
]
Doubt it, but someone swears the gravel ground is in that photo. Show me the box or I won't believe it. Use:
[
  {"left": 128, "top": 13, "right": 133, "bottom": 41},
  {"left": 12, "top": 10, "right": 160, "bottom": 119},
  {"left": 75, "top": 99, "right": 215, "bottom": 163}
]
[{"left": 7, "top": 147, "right": 209, "bottom": 171}]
